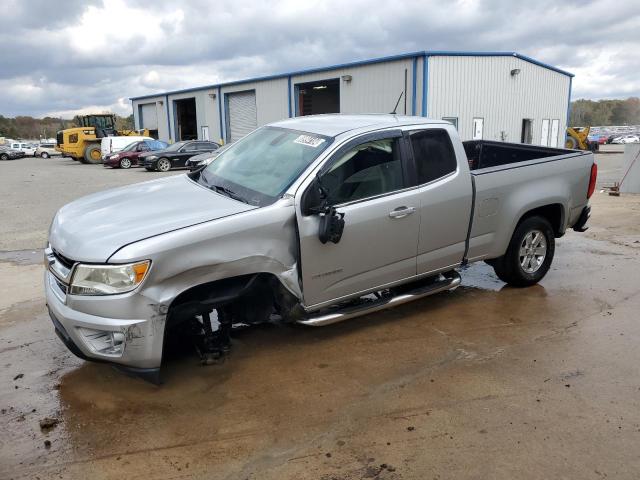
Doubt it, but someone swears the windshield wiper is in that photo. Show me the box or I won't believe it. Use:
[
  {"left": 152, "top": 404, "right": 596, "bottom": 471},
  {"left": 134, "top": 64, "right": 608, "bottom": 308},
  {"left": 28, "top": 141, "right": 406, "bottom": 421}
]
[{"left": 209, "top": 184, "right": 248, "bottom": 204}]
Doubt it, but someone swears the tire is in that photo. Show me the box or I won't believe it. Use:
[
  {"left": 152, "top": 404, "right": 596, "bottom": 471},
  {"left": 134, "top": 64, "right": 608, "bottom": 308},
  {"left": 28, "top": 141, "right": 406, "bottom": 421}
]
[
  {"left": 490, "top": 216, "right": 555, "bottom": 287},
  {"left": 0, "top": 153, "right": 8, "bottom": 161},
  {"left": 565, "top": 137, "right": 577, "bottom": 149},
  {"left": 41, "top": 152, "right": 49, "bottom": 158},
  {"left": 119, "top": 157, "right": 132, "bottom": 169},
  {"left": 156, "top": 158, "right": 171, "bottom": 172},
  {"left": 82, "top": 144, "right": 102, "bottom": 164}
]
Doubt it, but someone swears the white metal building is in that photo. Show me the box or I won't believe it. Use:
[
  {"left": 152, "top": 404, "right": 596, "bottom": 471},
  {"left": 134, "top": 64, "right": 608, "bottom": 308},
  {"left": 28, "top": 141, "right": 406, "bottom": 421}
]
[{"left": 130, "top": 51, "right": 573, "bottom": 147}]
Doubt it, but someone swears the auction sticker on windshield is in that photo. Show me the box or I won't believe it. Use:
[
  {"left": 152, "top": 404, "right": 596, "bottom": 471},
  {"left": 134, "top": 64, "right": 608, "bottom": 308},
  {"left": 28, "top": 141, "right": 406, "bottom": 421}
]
[{"left": 294, "top": 135, "right": 325, "bottom": 148}]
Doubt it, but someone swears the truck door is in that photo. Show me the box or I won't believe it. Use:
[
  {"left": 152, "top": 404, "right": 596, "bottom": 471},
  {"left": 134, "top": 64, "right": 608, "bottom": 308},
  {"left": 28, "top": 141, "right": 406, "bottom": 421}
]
[
  {"left": 296, "top": 130, "right": 421, "bottom": 308},
  {"left": 406, "top": 127, "right": 473, "bottom": 275}
]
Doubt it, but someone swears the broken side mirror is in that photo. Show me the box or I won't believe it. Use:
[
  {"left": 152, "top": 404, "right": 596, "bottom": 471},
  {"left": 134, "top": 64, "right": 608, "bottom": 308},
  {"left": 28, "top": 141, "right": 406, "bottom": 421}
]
[
  {"left": 301, "top": 176, "right": 345, "bottom": 244},
  {"left": 318, "top": 206, "right": 345, "bottom": 244}
]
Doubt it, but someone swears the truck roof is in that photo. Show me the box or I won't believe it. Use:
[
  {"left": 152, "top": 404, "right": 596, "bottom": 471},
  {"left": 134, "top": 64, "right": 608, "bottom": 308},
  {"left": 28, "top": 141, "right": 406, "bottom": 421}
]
[{"left": 270, "top": 114, "right": 447, "bottom": 137}]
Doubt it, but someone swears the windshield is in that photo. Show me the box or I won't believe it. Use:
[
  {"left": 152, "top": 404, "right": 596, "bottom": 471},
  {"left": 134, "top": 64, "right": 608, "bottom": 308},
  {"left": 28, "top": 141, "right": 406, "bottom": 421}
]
[
  {"left": 147, "top": 140, "right": 168, "bottom": 150},
  {"left": 83, "top": 115, "right": 115, "bottom": 129},
  {"left": 198, "top": 127, "right": 332, "bottom": 206},
  {"left": 164, "top": 141, "right": 188, "bottom": 152}
]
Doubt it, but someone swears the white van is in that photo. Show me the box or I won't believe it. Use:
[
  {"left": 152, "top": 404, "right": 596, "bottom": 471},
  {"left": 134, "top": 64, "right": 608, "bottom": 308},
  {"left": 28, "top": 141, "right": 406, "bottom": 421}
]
[
  {"left": 10, "top": 142, "right": 37, "bottom": 156},
  {"left": 101, "top": 136, "right": 153, "bottom": 160}
]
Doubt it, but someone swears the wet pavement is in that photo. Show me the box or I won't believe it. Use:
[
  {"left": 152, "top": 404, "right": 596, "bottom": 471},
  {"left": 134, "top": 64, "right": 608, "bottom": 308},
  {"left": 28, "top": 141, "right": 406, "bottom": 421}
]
[{"left": 1, "top": 154, "right": 640, "bottom": 479}]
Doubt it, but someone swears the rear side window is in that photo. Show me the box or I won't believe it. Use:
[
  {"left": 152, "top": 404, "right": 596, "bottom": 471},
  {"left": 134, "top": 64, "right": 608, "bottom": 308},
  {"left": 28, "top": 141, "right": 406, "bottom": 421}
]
[{"left": 410, "top": 129, "right": 457, "bottom": 184}]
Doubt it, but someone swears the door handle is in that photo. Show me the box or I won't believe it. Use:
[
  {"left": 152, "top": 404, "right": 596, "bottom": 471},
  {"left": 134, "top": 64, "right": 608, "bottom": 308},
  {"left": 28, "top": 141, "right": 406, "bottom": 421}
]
[{"left": 389, "top": 206, "right": 416, "bottom": 219}]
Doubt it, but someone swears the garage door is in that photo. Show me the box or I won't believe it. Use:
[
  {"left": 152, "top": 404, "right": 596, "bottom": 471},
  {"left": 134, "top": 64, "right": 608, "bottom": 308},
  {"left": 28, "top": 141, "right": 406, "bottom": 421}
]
[
  {"left": 226, "top": 90, "right": 257, "bottom": 143},
  {"left": 140, "top": 103, "right": 158, "bottom": 130}
]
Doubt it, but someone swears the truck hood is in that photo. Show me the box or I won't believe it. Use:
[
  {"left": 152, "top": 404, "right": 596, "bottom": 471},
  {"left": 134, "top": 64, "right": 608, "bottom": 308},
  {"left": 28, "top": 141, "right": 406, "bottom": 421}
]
[{"left": 49, "top": 174, "right": 256, "bottom": 262}]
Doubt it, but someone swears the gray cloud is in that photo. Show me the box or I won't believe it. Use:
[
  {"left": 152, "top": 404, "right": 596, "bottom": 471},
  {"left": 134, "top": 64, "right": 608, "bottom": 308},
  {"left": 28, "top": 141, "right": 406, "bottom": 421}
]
[{"left": 1, "top": 0, "right": 638, "bottom": 118}]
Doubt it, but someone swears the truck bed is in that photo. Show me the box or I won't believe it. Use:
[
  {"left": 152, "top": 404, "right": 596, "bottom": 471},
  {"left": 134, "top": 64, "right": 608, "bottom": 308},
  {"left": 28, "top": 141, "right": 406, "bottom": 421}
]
[
  {"left": 463, "top": 140, "right": 570, "bottom": 170},
  {"left": 462, "top": 140, "right": 594, "bottom": 262}
]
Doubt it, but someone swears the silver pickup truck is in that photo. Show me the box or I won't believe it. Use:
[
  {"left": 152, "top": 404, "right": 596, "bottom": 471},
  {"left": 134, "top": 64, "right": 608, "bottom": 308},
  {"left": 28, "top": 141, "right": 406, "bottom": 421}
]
[{"left": 44, "top": 115, "right": 597, "bottom": 382}]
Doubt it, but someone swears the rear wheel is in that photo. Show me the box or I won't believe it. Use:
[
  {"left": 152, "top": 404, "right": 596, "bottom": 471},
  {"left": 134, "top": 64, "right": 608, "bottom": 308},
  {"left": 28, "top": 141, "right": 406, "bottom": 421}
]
[
  {"left": 156, "top": 158, "right": 171, "bottom": 172},
  {"left": 82, "top": 145, "right": 102, "bottom": 164},
  {"left": 0, "top": 153, "right": 8, "bottom": 161},
  {"left": 41, "top": 152, "right": 49, "bottom": 158},
  {"left": 565, "top": 137, "right": 577, "bottom": 149},
  {"left": 490, "top": 216, "right": 555, "bottom": 287},
  {"left": 119, "top": 157, "right": 132, "bottom": 169}
]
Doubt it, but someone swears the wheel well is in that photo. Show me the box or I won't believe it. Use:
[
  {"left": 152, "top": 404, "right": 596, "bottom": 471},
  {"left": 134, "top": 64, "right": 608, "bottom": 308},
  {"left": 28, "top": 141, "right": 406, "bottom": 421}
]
[
  {"left": 518, "top": 204, "right": 564, "bottom": 237},
  {"left": 166, "top": 273, "right": 299, "bottom": 328}
]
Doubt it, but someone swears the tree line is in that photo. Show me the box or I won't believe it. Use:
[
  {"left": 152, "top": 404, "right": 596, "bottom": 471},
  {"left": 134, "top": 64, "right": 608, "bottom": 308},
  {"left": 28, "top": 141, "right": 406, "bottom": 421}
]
[
  {"left": 0, "top": 114, "right": 134, "bottom": 140},
  {"left": 570, "top": 97, "right": 640, "bottom": 127}
]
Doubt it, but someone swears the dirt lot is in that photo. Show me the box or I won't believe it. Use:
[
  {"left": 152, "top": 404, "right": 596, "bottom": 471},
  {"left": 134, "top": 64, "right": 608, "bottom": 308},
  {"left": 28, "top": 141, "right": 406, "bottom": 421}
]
[{"left": 1, "top": 154, "right": 639, "bottom": 479}]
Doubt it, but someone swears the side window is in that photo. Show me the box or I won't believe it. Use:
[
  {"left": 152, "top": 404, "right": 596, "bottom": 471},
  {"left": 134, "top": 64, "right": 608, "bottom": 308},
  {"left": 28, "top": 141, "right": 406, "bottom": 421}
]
[
  {"left": 410, "top": 129, "right": 457, "bottom": 184},
  {"left": 322, "top": 137, "right": 404, "bottom": 205},
  {"left": 138, "top": 143, "right": 149, "bottom": 151}
]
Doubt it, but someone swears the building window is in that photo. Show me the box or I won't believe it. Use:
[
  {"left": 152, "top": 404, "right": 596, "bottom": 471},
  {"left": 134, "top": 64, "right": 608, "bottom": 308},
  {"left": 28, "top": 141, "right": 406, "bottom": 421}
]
[{"left": 442, "top": 117, "right": 458, "bottom": 130}]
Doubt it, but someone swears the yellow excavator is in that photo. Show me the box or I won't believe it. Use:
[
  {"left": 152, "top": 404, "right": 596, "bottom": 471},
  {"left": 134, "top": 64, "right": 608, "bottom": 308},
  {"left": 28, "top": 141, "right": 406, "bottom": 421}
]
[
  {"left": 56, "top": 114, "right": 149, "bottom": 164},
  {"left": 565, "top": 126, "right": 599, "bottom": 151}
]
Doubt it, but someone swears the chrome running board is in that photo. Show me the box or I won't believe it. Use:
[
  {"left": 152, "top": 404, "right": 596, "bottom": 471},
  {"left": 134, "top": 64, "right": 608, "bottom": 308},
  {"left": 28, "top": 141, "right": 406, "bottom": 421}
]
[{"left": 297, "top": 271, "right": 461, "bottom": 327}]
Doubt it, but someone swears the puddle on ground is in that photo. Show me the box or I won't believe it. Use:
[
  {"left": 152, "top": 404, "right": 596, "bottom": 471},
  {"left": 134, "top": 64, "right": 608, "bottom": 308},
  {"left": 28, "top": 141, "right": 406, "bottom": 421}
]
[{"left": 2, "top": 230, "right": 640, "bottom": 478}]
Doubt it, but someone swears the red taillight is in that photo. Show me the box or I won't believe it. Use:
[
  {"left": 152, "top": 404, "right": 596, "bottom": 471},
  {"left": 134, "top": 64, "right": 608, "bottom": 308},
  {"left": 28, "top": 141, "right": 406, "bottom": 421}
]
[{"left": 587, "top": 162, "right": 597, "bottom": 199}]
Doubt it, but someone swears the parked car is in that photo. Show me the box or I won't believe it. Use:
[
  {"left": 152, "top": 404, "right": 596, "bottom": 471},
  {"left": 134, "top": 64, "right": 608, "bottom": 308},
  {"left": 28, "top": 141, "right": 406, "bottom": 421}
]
[
  {"left": 141, "top": 140, "right": 220, "bottom": 172},
  {"left": 44, "top": 114, "right": 596, "bottom": 382},
  {"left": 185, "top": 144, "right": 229, "bottom": 171},
  {"left": 0, "top": 146, "right": 26, "bottom": 160},
  {"left": 35, "top": 143, "right": 62, "bottom": 158},
  {"left": 10, "top": 142, "right": 36, "bottom": 156},
  {"left": 103, "top": 140, "right": 169, "bottom": 169},
  {"left": 100, "top": 135, "right": 153, "bottom": 160},
  {"left": 612, "top": 134, "right": 640, "bottom": 144}
]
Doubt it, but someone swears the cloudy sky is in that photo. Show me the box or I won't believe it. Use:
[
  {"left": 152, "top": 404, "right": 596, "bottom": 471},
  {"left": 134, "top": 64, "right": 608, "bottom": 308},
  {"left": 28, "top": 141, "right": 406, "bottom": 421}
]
[{"left": 1, "top": 0, "right": 639, "bottom": 118}]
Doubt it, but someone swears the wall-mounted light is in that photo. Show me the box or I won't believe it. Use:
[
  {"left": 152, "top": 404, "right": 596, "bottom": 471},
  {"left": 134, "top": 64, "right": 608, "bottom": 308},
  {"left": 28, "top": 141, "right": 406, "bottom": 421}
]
[
  {"left": 158, "top": 100, "right": 164, "bottom": 106},
  {"left": 341, "top": 75, "right": 352, "bottom": 82},
  {"left": 208, "top": 93, "right": 217, "bottom": 100},
  {"left": 510, "top": 68, "right": 521, "bottom": 76}
]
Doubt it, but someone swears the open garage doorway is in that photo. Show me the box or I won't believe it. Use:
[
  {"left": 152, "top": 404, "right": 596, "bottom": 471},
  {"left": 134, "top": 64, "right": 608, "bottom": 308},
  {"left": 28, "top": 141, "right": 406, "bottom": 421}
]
[
  {"left": 296, "top": 79, "right": 340, "bottom": 116},
  {"left": 174, "top": 98, "right": 197, "bottom": 140}
]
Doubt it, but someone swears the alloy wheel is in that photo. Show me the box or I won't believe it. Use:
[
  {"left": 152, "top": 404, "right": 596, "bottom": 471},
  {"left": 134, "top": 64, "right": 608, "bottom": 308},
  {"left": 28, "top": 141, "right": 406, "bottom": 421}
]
[{"left": 519, "top": 229, "right": 547, "bottom": 273}]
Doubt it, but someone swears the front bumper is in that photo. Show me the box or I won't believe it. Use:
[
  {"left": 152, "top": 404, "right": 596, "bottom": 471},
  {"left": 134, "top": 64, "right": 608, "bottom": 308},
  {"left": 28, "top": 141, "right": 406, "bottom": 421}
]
[{"left": 44, "top": 251, "right": 165, "bottom": 372}]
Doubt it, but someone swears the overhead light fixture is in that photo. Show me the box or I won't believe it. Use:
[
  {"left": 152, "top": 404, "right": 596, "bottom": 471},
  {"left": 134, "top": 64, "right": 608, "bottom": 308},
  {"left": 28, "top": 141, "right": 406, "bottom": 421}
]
[
  {"left": 510, "top": 68, "right": 521, "bottom": 76},
  {"left": 341, "top": 75, "right": 352, "bottom": 82},
  {"left": 313, "top": 85, "right": 328, "bottom": 90}
]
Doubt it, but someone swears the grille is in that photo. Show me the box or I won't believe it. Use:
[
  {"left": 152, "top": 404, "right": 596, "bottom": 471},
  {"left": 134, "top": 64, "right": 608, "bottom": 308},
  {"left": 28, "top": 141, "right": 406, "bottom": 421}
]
[
  {"left": 52, "top": 249, "right": 74, "bottom": 270},
  {"left": 56, "top": 131, "right": 63, "bottom": 147}
]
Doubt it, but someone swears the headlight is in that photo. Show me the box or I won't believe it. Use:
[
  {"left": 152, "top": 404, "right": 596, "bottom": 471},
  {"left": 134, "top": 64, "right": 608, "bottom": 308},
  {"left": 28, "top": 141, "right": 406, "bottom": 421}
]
[
  {"left": 200, "top": 157, "right": 215, "bottom": 166},
  {"left": 69, "top": 261, "right": 150, "bottom": 295},
  {"left": 146, "top": 155, "right": 157, "bottom": 161}
]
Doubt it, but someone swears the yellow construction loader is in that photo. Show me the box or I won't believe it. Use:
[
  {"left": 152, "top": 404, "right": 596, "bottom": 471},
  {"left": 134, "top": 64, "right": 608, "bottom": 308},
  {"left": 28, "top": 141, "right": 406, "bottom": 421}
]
[
  {"left": 565, "top": 126, "right": 598, "bottom": 151},
  {"left": 56, "top": 114, "right": 149, "bottom": 164}
]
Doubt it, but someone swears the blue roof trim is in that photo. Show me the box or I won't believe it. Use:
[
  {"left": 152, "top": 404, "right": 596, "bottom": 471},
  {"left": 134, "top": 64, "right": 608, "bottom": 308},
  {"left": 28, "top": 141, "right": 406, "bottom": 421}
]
[
  {"left": 130, "top": 50, "right": 573, "bottom": 101},
  {"left": 411, "top": 57, "right": 417, "bottom": 116}
]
